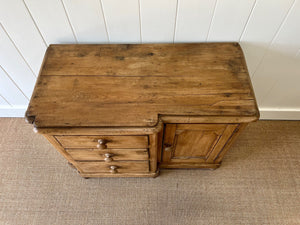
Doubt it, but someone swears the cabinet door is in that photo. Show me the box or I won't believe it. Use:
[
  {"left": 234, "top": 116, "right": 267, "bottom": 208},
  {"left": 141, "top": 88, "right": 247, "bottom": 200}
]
[{"left": 161, "top": 124, "right": 238, "bottom": 166}]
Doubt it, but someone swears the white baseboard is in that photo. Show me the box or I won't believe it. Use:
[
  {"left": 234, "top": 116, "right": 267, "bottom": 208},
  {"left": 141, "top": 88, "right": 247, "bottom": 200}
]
[
  {"left": 259, "top": 108, "right": 300, "bottom": 120},
  {"left": 0, "top": 106, "right": 27, "bottom": 117},
  {"left": 0, "top": 106, "right": 299, "bottom": 120}
]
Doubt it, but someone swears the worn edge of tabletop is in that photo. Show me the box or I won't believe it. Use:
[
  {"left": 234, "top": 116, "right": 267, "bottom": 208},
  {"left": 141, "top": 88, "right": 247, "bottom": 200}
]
[{"left": 25, "top": 43, "right": 260, "bottom": 128}]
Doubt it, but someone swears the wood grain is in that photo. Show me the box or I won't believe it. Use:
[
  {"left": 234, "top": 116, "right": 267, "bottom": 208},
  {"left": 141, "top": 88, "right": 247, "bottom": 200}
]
[
  {"left": 25, "top": 43, "right": 259, "bottom": 177},
  {"left": 79, "top": 171, "right": 159, "bottom": 178},
  {"left": 25, "top": 43, "right": 259, "bottom": 127},
  {"left": 161, "top": 123, "right": 238, "bottom": 165},
  {"left": 41, "top": 43, "right": 248, "bottom": 76},
  {"left": 214, "top": 123, "right": 248, "bottom": 163},
  {"left": 159, "top": 162, "right": 220, "bottom": 169},
  {"left": 77, "top": 161, "right": 149, "bottom": 173},
  {"left": 34, "top": 124, "right": 162, "bottom": 135},
  {"left": 41, "top": 125, "right": 161, "bottom": 177},
  {"left": 66, "top": 148, "right": 149, "bottom": 161},
  {"left": 55, "top": 135, "right": 148, "bottom": 149}
]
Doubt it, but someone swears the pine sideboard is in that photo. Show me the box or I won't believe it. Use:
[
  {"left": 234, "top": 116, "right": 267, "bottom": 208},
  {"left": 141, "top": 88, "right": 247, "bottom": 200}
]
[{"left": 25, "top": 43, "right": 259, "bottom": 178}]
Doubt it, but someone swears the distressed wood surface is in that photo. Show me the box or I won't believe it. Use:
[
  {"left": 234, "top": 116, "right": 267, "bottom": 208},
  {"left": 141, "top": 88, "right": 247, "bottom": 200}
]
[
  {"left": 66, "top": 148, "right": 149, "bottom": 161},
  {"left": 26, "top": 43, "right": 259, "bottom": 127},
  {"left": 43, "top": 130, "right": 159, "bottom": 178},
  {"left": 77, "top": 161, "right": 149, "bottom": 173},
  {"left": 55, "top": 135, "right": 148, "bottom": 149},
  {"left": 41, "top": 43, "right": 247, "bottom": 76},
  {"left": 161, "top": 123, "right": 238, "bottom": 166}
]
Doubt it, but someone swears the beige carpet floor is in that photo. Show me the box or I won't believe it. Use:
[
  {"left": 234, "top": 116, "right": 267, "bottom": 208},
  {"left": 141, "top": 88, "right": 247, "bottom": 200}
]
[{"left": 0, "top": 119, "right": 299, "bottom": 225}]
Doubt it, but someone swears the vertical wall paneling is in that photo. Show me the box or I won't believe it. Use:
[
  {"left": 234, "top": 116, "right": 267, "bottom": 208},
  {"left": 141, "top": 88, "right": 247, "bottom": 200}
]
[
  {"left": 262, "top": 72, "right": 300, "bottom": 109},
  {"left": 175, "top": 0, "right": 217, "bottom": 42},
  {"left": 0, "top": 24, "right": 36, "bottom": 99},
  {"left": 255, "top": 0, "right": 300, "bottom": 108},
  {"left": 207, "top": 0, "right": 256, "bottom": 41},
  {"left": 0, "top": 0, "right": 47, "bottom": 75},
  {"left": 0, "top": 95, "right": 9, "bottom": 106},
  {"left": 0, "top": 66, "right": 28, "bottom": 105},
  {"left": 62, "top": 0, "right": 108, "bottom": 43},
  {"left": 0, "top": 0, "right": 300, "bottom": 118},
  {"left": 24, "top": 0, "right": 77, "bottom": 44},
  {"left": 240, "top": 0, "right": 295, "bottom": 75},
  {"left": 140, "top": 0, "right": 177, "bottom": 43},
  {"left": 250, "top": 50, "right": 290, "bottom": 107},
  {"left": 101, "top": 0, "right": 140, "bottom": 43},
  {"left": 268, "top": 2, "right": 300, "bottom": 56}
]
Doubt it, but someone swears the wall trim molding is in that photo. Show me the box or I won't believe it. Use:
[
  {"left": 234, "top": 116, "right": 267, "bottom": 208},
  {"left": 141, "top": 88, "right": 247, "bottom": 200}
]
[
  {"left": 259, "top": 108, "right": 300, "bottom": 120},
  {"left": 0, "top": 106, "right": 300, "bottom": 120},
  {"left": 0, "top": 106, "right": 27, "bottom": 117}
]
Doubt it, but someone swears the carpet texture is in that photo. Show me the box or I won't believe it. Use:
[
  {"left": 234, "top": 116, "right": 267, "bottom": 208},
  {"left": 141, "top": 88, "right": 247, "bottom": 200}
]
[{"left": 0, "top": 119, "right": 299, "bottom": 225}]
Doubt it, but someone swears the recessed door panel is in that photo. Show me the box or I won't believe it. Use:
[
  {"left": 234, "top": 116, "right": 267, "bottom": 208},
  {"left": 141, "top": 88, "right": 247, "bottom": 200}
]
[{"left": 162, "top": 124, "right": 238, "bottom": 165}]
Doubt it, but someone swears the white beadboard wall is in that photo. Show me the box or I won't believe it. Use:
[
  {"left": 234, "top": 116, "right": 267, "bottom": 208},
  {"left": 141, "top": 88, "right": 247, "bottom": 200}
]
[{"left": 0, "top": 0, "right": 300, "bottom": 119}]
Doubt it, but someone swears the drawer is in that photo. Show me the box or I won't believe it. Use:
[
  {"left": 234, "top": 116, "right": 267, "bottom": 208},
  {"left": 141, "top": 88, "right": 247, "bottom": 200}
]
[
  {"left": 77, "top": 161, "right": 149, "bottom": 173},
  {"left": 66, "top": 148, "right": 149, "bottom": 161},
  {"left": 55, "top": 135, "right": 148, "bottom": 149}
]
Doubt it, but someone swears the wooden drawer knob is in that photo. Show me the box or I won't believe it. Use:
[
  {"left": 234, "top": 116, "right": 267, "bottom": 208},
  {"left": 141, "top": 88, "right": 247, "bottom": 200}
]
[
  {"left": 97, "top": 139, "right": 107, "bottom": 149},
  {"left": 104, "top": 153, "right": 114, "bottom": 162},
  {"left": 109, "top": 165, "right": 118, "bottom": 174}
]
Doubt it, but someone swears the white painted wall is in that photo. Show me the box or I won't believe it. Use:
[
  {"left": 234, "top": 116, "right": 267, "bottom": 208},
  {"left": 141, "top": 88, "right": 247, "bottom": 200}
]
[{"left": 0, "top": 0, "right": 299, "bottom": 119}]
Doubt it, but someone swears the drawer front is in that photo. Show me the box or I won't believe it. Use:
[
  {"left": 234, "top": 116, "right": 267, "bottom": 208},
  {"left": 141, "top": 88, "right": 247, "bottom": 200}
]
[
  {"left": 55, "top": 135, "right": 148, "bottom": 149},
  {"left": 77, "top": 161, "right": 149, "bottom": 173},
  {"left": 66, "top": 148, "right": 149, "bottom": 161}
]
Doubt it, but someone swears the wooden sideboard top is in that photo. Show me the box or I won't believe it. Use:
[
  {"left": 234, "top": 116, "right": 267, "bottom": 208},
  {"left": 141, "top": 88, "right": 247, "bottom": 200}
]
[{"left": 25, "top": 43, "right": 259, "bottom": 127}]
